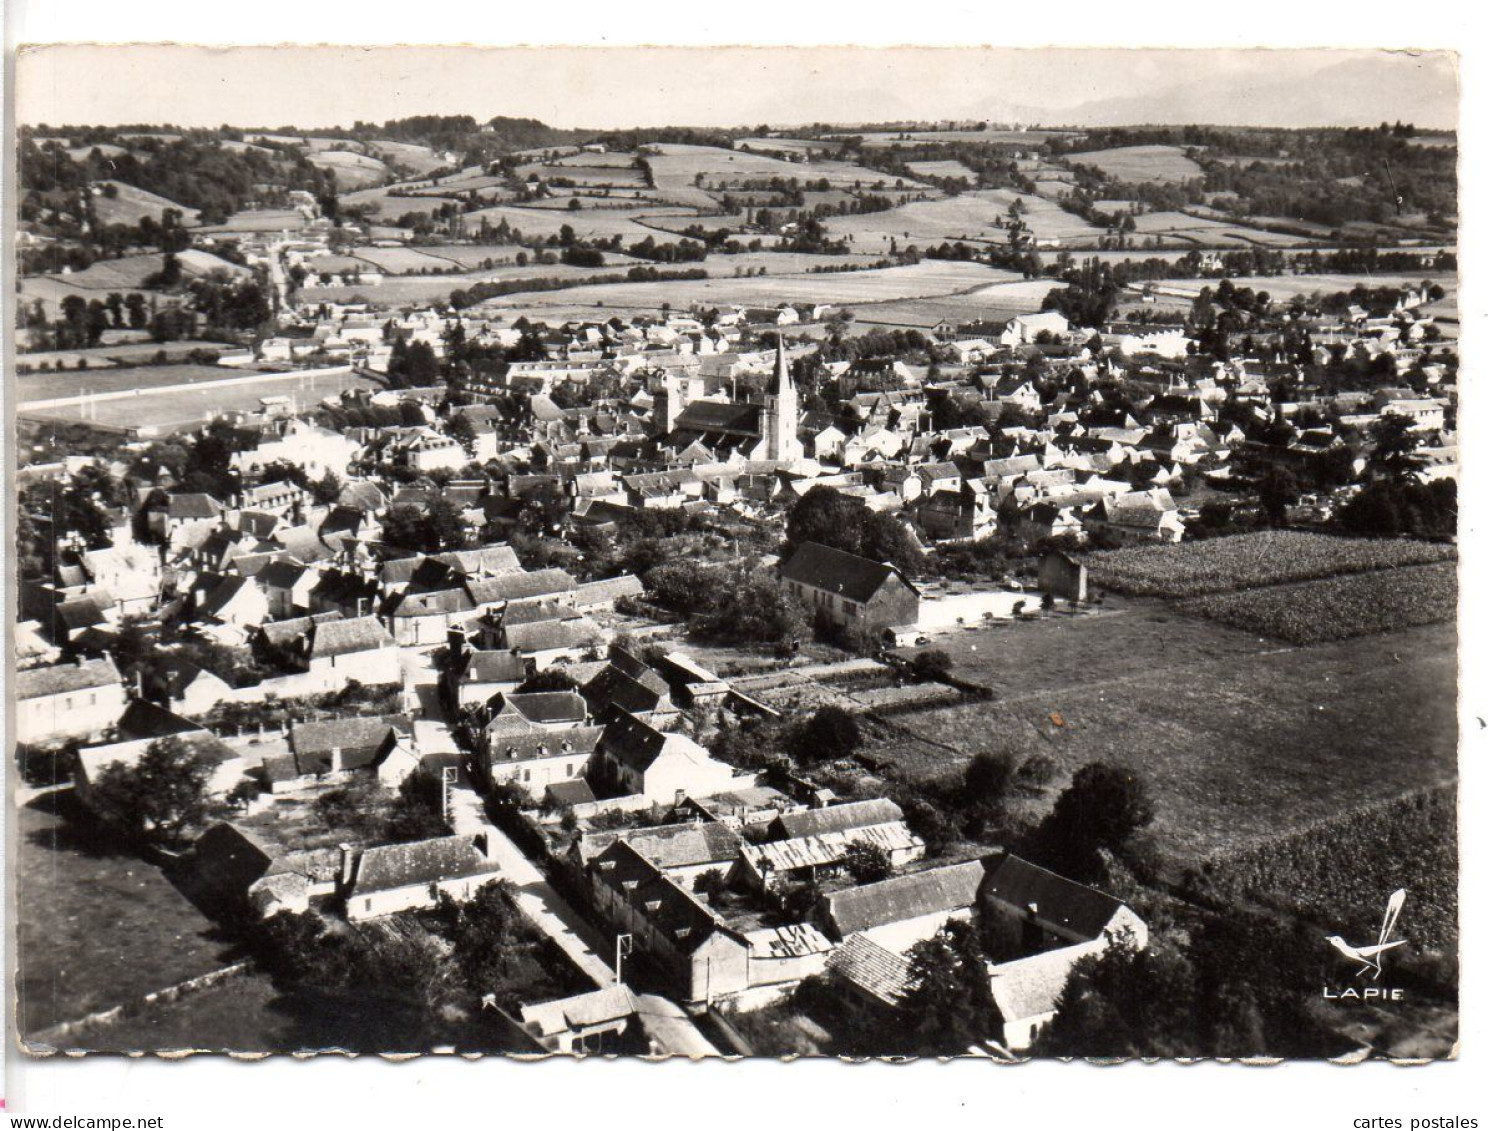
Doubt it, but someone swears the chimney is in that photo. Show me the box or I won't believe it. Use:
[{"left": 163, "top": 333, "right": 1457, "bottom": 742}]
[{"left": 338, "top": 843, "right": 357, "bottom": 888}]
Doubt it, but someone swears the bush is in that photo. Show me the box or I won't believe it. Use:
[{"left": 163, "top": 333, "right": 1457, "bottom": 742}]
[
  {"left": 792, "top": 706, "right": 861, "bottom": 763},
  {"left": 908, "top": 649, "right": 953, "bottom": 682}
]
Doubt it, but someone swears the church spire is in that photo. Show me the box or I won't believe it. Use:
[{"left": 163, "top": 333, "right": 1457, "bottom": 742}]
[{"left": 775, "top": 335, "right": 791, "bottom": 395}]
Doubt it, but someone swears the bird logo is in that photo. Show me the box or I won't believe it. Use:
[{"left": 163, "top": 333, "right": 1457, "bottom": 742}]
[{"left": 1325, "top": 889, "right": 1407, "bottom": 980}]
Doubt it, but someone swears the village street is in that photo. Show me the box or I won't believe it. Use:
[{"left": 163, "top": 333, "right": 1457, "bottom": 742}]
[{"left": 399, "top": 640, "right": 617, "bottom": 989}]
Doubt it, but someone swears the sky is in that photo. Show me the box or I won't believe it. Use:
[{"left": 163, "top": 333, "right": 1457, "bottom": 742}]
[{"left": 15, "top": 45, "right": 1459, "bottom": 132}]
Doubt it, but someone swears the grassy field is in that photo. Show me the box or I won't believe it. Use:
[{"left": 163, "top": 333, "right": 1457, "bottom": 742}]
[
  {"left": 823, "top": 190, "right": 1100, "bottom": 252},
  {"left": 339, "top": 187, "right": 462, "bottom": 220},
  {"left": 1066, "top": 144, "right": 1204, "bottom": 183},
  {"left": 17, "top": 362, "right": 271, "bottom": 403},
  {"left": 644, "top": 143, "right": 917, "bottom": 191},
  {"left": 21, "top": 368, "right": 385, "bottom": 433},
  {"left": 94, "top": 181, "right": 201, "bottom": 227},
  {"left": 1179, "top": 561, "right": 1457, "bottom": 644},
  {"left": 851, "top": 276, "right": 1061, "bottom": 328},
  {"left": 460, "top": 203, "right": 698, "bottom": 244},
  {"left": 15, "top": 791, "right": 247, "bottom": 1042},
  {"left": 1084, "top": 531, "right": 1455, "bottom": 598},
  {"left": 905, "top": 159, "right": 977, "bottom": 180},
  {"left": 1153, "top": 272, "right": 1459, "bottom": 307},
  {"left": 365, "top": 139, "right": 448, "bottom": 177},
  {"left": 200, "top": 209, "right": 309, "bottom": 233},
  {"left": 307, "top": 149, "right": 390, "bottom": 189},
  {"left": 887, "top": 612, "right": 1456, "bottom": 862},
  {"left": 299, "top": 258, "right": 648, "bottom": 306},
  {"left": 485, "top": 260, "right": 1015, "bottom": 313}
]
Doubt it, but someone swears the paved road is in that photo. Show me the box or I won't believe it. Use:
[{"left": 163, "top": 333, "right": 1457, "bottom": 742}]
[
  {"left": 478, "top": 819, "right": 617, "bottom": 989},
  {"left": 401, "top": 646, "right": 616, "bottom": 987}
]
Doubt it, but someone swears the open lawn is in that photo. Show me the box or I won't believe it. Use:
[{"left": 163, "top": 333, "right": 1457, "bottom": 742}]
[
  {"left": 55, "top": 971, "right": 292, "bottom": 1055},
  {"left": 15, "top": 791, "right": 246, "bottom": 1041},
  {"left": 340, "top": 187, "right": 462, "bottom": 220},
  {"left": 1066, "top": 144, "right": 1204, "bottom": 184},
  {"left": 886, "top": 612, "right": 1455, "bottom": 863}
]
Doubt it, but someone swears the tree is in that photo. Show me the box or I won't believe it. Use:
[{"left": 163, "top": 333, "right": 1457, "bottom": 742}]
[
  {"left": 786, "top": 485, "right": 864, "bottom": 556},
  {"left": 696, "top": 576, "right": 808, "bottom": 653},
  {"left": 517, "top": 669, "right": 578, "bottom": 693},
  {"left": 1256, "top": 465, "right": 1300, "bottom": 527},
  {"left": 842, "top": 841, "right": 893, "bottom": 884},
  {"left": 1366, "top": 414, "right": 1425, "bottom": 483},
  {"left": 859, "top": 510, "right": 925, "bottom": 574},
  {"left": 1037, "top": 762, "right": 1155, "bottom": 879},
  {"left": 963, "top": 748, "right": 1021, "bottom": 808},
  {"left": 793, "top": 705, "right": 861, "bottom": 763},
  {"left": 88, "top": 736, "right": 214, "bottom": 848},
  {"left": 382, "top": 768, "right": 451, "bottom": 844},
  {"left": 1034, "top": 936, "right": 1199, "bottom": 1057},
  {"left": 898, "top": 920, "right": 1001, "bottom": 1055},
  {"left": 447, "top": 413, "right": 479, "bottom": 456}
]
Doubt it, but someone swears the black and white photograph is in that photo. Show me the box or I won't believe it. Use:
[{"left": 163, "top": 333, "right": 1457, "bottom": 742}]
[{"left": 2, "top": 21, "right": 1472, "bottom": 1111}]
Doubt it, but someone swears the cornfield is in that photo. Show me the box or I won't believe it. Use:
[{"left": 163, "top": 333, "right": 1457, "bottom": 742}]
[
  {"left": 1086, "top": 531, "right": 1454, "bottom": 598},
  {"left": 1198, "top": 786, "right": 1457, "bottom": 953},
  {"left": 1178, "top": 561, "right": 1457, "bottom": 644}
]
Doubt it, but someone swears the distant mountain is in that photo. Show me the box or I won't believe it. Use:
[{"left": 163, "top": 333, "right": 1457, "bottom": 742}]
[{"left": 1060, "top": 55, "right": 1458, "bottom": 130}]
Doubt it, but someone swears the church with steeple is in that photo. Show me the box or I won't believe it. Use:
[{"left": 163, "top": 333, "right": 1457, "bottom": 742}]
[{"left": 661, "top": 339, "right": 803, "bottom": 462}]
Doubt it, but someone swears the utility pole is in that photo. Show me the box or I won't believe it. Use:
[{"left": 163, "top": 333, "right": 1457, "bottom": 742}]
[
  {"left": 441, "top": 765, "right": 458, "bottom": 823},
  {"left": 614, "top": 933, "right": 633, "bottom": 985}
]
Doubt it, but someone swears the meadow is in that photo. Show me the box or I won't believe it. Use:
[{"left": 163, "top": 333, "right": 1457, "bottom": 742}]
[
  {"left": 15, "top": 792, "right": 245, "bottom": 1040},
  {"left": 886, "top": 616, "right": 1456, "bottom": 863},
  {"left": 1065, "top": 144, "right": 1204, "bottom": 183},
  {"left": 485, "top": 259, "right": 1015, "bottom": 312},
  {"left": 21, "top": 368, "right": 385, "bottom": 434},
  {"left": 94, "top": 181, "right": 201, "bottom": 227},
  {"left": 823, "top": 190, "right": 1100, "bottom": 251}
]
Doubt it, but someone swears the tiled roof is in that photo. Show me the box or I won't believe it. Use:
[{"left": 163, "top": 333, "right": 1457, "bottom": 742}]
[
  {"left": 982, "top": 852, "right": 1124, "bottom": 943},
  {"left": 15, "top": 656, "right": 122, "bottom": 700},
  {"left": 350, "top": 835, "right": 497, "bottom": 895},
  {"left": 462, "top": 649, "right": 527, "bottom": 684},
  {"left": 307, "top": 615, "right": 395, "bottom": 659},
  {"left": 780, "top": 542, "right": 915, "bottom": 604},
  {"left": 487, "top": 725, "right": 604, "bottom": 765},
  {"left": 776, "top": 798, "right": 905, "bottom": 840},
  {"left": 826, "top": 933, "right": 913, "bottom": 1008},
  {"left": 987, "top": 944, "right": 1097, "bottom": 1023},
  {"left": 822, "top": 859, "right": 987, "bottom": 938}
]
